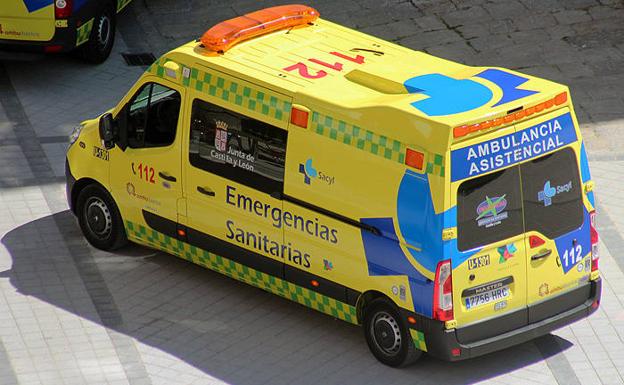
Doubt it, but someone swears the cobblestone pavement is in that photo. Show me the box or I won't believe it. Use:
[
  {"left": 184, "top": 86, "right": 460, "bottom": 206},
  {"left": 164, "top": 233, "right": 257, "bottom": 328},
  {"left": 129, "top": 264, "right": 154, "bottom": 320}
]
[{"left": 0, "top": 0, "right": 623, "bottom": 384}]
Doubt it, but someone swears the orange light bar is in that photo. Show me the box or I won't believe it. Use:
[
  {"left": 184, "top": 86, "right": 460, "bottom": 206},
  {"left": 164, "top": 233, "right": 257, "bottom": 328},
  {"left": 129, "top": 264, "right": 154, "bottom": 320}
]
[
  {"left": 453, "top": 92, "right": 568, "bottom": 139},
  {"left": 200, "top": 5, "right": 319, "bottom": 52}
]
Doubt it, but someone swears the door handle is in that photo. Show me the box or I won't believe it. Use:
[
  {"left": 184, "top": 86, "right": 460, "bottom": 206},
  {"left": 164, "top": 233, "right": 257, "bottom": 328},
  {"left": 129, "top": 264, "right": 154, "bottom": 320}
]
[
  {"left": 197, "top": 186, "right": 215, "bottom": 197},
  {"left": 158, "top": 172, "right": 177, "bottom": 182},
  {"left": 531, "top": 249, "right": 552, "bottom": 261}
]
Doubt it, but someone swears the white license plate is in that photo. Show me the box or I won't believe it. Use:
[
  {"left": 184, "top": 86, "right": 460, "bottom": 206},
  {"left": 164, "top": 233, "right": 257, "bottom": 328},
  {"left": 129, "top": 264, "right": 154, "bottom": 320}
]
[{"left": 465, "top": 286, "right": 509, "bottom": 310}]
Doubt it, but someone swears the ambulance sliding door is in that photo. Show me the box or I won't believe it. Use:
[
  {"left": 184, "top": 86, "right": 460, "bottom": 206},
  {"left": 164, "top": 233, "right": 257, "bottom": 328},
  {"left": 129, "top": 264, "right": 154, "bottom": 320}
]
[{"left": 182, "top": 66, "right": 292, "bottom": 278}]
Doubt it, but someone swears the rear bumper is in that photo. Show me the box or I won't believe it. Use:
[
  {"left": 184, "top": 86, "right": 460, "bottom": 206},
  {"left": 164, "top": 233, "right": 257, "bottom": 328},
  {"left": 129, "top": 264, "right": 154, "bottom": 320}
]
[
  {"left": 0, "top": 24, "right": 77, "bottom": 53},
  {"left": 409, "top": 277, "right": 601, "bottom": 361}
]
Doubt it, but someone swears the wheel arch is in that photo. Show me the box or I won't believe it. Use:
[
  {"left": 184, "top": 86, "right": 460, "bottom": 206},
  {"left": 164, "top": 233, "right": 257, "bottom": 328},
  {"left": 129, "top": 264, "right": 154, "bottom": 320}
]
[
  {"left": 356, "top": 290, "right": 397, "bottom": 324},
  {"left": 98, "top": 0, "right": 117, "bottom": 15},
  {"left": 70, "top": 177, "right": 108, "bottom": 214}
]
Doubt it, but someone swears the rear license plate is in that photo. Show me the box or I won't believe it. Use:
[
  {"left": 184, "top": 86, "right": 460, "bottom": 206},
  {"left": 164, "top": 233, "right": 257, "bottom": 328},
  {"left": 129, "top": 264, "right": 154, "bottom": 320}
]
[{"left": 465, "top": 286, "right": 509, "bottom": 310}]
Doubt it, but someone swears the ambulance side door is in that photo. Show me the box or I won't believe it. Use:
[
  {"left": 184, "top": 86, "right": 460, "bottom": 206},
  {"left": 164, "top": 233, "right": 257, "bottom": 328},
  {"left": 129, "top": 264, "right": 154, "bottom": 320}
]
[
  {"left": 182, "top": 81, "right": 291, "bottom": 279},
  {"left": 109, "top": 78, "right": 185, "bottom": 232}
]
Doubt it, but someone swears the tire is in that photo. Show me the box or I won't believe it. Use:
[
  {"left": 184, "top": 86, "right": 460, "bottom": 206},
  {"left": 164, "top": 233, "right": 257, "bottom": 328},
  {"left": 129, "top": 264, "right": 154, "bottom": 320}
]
[
  {"left": 363, "top": 298, "right": 422, "bottom": 367},
  {"left": 76, "top": 184, "right": 127, "bottom": 250},
  {"left": 80, "top": 5, "right": 116, "bottom": 64}
]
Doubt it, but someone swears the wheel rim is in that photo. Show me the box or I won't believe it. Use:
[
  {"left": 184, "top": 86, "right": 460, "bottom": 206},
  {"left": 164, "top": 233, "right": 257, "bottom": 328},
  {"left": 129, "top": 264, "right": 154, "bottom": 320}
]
[
  {"left": 96, "top": 15, "right": 111, "bottom": 48},
  {"left": 370, "top": 311, "right": 402, "bottom": 356},
  {"left": 84, "top": 197, "right": 112, "bottom": 239}
]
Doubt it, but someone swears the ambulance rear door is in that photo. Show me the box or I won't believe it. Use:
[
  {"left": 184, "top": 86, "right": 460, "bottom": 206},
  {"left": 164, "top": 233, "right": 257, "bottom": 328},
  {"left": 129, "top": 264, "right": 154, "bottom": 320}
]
[
  {"left": 516, "top": 109, "right": 592, "bottom": 323},
  {"left": 450, "top": 125, "right": 530, "bottom": 336}
]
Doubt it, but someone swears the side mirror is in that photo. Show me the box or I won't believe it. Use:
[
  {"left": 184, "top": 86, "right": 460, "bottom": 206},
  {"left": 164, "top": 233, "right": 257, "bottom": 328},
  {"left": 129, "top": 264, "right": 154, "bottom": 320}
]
[{"left": 99, "top": 113, "right": 115, "bottom": 150}]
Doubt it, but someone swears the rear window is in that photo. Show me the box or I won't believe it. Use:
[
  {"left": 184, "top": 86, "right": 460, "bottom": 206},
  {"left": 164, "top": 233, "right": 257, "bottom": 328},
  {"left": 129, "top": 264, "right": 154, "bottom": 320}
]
[
  {"left": 457, "top": 147, "right": 583, "bottom": 251},
  {"left": 457, "top": 166, "right": 524, "bottom": 251},
  {"left": 520, "top": 148, "right": 583, "bottom": 239}
]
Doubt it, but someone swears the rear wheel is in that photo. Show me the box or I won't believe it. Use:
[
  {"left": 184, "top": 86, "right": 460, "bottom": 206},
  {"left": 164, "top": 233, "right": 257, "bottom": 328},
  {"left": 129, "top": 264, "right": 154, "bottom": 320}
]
[
  {"left": 76, "top": 184, "right": 127, "bottom": 250},
  {"left": 80, "top": 5, "right": 116, "bottom": 64},
  {"left": 363, "top": 298, "right": 422, "bottom": 367}
]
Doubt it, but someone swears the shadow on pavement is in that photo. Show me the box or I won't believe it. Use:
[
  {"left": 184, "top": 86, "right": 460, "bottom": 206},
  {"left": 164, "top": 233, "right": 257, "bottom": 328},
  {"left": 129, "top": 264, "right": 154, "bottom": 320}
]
[{"left": 1, "top": 211, "right": 574, "bottom": 385}]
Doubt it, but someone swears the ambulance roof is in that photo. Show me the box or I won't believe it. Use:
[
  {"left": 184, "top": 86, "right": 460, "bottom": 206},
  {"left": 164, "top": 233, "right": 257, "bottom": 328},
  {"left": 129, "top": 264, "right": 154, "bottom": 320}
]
[
  {"left": 176, "top": 19, "right": 467, "bottom": 110},
  {"left": 167, "top": 17, "right": 568, "bottom": 151}
]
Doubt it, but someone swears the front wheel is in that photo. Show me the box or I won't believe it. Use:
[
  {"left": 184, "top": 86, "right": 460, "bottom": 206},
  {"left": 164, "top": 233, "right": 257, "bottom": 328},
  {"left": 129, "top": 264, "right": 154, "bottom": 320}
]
[
  {"left": 76, "top": 184, "right": 127, "bottom": 250},
  {"left": 363, "top": 298, "right": 422, "bottom": 367},
  {"left": 80, "top": 6, "right": 116, "bottom": 64}
]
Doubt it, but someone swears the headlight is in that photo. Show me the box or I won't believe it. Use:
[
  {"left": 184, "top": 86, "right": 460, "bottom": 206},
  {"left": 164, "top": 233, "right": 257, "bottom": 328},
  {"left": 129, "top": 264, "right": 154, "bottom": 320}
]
[{"left": 69, "top": 123, "right": 84, "bottom": 145}]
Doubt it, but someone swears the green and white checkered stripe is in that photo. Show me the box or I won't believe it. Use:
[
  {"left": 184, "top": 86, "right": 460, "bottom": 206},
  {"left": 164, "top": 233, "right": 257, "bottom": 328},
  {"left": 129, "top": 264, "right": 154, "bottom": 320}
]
[
  {"left": 149, "top": 59, "right": 292, "bottom": 124},
  {"left": 75, "top": 18, "right": 93, "bottom": 47},
  {"left": 311, "top": 111, "right": 406, "bottom": 163},
  {"left": 310, "top": 111, "right": 445, "bottom": 177},
  {"left": 410, "top": 329, "right": 428, "bottom": 352},
  {"left": 426, "top": 153, "right": 445, "bottom": 177},
  {"left": 147, "top": 58, "right": 443, "bottom": 176},
  {"left": 117, "top": 0, "right": 132, "bottom": 12},
  {"left": 125, "top": 221, "right": 359, "bottom": 324}
]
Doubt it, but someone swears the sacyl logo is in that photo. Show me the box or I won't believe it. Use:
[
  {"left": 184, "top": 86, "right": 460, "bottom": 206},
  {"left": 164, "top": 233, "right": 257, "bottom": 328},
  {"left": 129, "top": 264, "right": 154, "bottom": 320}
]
[
  {"left": 299, "top": 158, "right": 335, "bottom": 186},
  {"left": 538, "top": 180, "right": 572, "bottom": 207},
  {"left": 299, "top": 159, "right": 318, "bottom": 184}
]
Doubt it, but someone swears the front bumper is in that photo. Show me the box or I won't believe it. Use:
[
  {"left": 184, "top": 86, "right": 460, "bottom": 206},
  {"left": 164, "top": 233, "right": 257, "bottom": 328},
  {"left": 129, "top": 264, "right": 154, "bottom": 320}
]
[
  {"left": 65, "top": 158, "right": 76, "bottom": 213},
  {"left": 408, "top": 277, "right": 601, "bottom": 361}
]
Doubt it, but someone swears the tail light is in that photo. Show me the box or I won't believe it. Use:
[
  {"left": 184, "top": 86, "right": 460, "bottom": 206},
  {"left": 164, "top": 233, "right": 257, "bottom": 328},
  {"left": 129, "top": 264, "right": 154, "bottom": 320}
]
[
  {"left": 55, "top": 0, "right": 72, "bottom": 19},
  {"left": 433, "top": 260, "right": 453, "bottom": 321},
  {"left": 590, "top": 210, "right": 599, "bottom": 271}
]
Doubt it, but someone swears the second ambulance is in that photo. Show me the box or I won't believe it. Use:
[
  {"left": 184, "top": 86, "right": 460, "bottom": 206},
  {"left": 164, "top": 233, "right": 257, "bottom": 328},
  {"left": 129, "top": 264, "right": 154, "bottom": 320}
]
[
  {"left": 0, "top": 0, "right": 133, "bottom": 62},
  {"left": 65, "top": 5, "right": 601, "bottom": 366}
]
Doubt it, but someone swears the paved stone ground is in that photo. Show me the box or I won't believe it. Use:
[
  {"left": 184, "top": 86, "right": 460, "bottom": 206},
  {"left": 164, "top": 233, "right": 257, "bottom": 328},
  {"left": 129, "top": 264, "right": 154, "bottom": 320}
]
[{"left": 0, "top": 0, "right": 623, "bottom": 384}]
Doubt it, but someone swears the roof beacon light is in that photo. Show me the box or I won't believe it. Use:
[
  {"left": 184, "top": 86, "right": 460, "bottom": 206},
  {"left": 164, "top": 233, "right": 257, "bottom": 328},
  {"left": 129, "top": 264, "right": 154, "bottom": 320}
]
[
  {"left": 453, "top": 91, "right": 568, "bottom": 139},
  {"left": 200, "top": 5, "right": 320, "bottom": 52}
]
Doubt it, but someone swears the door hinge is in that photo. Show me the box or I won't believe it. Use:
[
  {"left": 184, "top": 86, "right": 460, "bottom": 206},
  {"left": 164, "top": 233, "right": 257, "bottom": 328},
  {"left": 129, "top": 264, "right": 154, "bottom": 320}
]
[{"left": 584, "top": 181, "right": 595, "bottom": 194}]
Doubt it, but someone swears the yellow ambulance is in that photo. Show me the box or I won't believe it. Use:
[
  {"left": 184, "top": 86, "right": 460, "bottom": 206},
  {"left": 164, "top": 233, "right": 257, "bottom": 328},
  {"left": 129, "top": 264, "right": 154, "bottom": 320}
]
[
  {"left": 65, "top": 5, "right": 601, "bottom": 366},
  {"left": 0, "top": 0, "right": 132, "bottom": 63}
]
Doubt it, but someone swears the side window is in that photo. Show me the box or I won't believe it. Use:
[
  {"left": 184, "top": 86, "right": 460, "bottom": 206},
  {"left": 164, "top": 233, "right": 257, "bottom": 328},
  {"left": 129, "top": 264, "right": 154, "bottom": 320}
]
[
  {"left": 126, "top": 83, "right": 181, "bottom": 149},
  {"left": 189, "top": 98, "right": 287, "bottom": 194}
]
